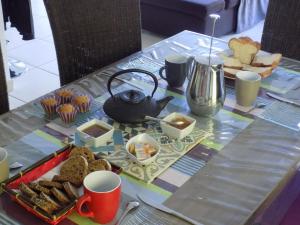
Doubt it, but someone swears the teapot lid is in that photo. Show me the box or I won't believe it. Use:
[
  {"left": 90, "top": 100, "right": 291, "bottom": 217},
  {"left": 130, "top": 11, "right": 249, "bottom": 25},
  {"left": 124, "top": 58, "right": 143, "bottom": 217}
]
[
  {"left": 194, "top": 53, "right": 223, "bottom": 66},
  {"left": 119, "top": 90, "right": 145, "bottom": 104}
]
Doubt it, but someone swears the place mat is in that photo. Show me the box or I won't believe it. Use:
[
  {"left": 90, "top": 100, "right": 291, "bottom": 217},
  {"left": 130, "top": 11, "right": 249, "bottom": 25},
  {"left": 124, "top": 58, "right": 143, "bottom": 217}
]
[
  {"left": 103, "top": 124, "right": 209, "bottom": 183},
  {"left": 259, "top": 101, "right": 300, "bottom": 131},
  {"left": 164, "top": 119, "right": 300, "bottom": 225},
  {"left": 261, "top": 67, "right": 300, "bottom": 94}
]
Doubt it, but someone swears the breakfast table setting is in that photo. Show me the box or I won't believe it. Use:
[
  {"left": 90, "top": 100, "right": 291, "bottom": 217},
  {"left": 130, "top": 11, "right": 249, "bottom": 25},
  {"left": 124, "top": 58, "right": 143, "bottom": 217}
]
[{"left": 0, "top": 24, "right": 300, "bottom": 225}]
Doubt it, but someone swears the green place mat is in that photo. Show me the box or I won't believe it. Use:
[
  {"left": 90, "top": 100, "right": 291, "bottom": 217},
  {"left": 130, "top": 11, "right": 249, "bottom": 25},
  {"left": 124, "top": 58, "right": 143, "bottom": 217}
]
[{"left": 103, "top": 126, "right": 209, "bottom": 183}]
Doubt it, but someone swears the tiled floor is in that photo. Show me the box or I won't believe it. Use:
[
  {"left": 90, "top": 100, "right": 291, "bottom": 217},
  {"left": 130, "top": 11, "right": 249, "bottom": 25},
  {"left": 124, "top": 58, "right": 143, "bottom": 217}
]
[{"left": 6, "top": 0, "right": 263, "bottom": 110}]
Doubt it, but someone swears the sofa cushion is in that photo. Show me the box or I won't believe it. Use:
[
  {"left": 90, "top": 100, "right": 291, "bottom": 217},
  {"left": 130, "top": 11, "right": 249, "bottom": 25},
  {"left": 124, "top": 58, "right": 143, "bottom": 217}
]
[
  {"left": 224, "top": 0, "right": 240, "bottom": 9},
  {"left": 141, "top": 0, "right": 225, "bottom": 18}
]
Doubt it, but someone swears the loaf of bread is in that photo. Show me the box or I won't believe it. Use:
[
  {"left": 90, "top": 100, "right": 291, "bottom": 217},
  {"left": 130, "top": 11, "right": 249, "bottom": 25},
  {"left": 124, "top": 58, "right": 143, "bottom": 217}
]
[
  {"left": 229, "top": 37, "right": 261, "bottom": 64},
  {"left": 251, "top": 53, "right": 282, "bottom": 68},
  {"left": 60, "top": 155, "right": 88, "bottom": 187}
]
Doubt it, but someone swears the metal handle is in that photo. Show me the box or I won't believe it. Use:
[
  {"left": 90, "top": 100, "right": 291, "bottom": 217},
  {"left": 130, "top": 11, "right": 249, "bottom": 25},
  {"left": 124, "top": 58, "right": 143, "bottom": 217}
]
[{"left": 107, "top": 69, "right": 158, "bottom": 98}]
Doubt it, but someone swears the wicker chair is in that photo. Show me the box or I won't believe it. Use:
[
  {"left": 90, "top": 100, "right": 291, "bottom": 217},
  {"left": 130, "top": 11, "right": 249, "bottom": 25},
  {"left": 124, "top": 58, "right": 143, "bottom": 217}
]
[
  {"left": 43, "top": 0, "right": 142, "bottom": 85},
  {"left": 0, "top": 46, "right": 9, "bottom": 115},
  {"left": 261, "top": 0, "right": 300, "bottom": 60}
]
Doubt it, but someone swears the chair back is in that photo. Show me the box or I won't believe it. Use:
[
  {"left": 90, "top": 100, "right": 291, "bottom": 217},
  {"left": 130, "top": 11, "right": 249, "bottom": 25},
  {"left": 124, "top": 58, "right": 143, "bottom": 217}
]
[
  {"left": 261, "top": 0, "right": 300, "bottom": 60},
  {"left": 44, "top": 0, "right": 142, "bottom": 85},
  {"left": 0, "top": 46, "right": 9, "bottom": 114}
]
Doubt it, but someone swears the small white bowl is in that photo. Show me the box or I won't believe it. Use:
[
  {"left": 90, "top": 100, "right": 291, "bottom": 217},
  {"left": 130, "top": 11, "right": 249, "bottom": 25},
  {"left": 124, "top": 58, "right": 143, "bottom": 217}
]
[
  {"left": 160, "top": 112, "right": 196, "bottom": 139},
  {"left": 125, "top": 133, "right": 160, "bottom": 166},
  {"left": 76, "top": 119, "right": 114, "bottom": 147}
]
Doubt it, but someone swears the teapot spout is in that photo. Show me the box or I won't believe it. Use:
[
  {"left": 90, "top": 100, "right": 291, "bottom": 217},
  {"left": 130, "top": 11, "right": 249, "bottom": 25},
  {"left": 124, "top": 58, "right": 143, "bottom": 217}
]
[{"left": 157, "top": 96, "right": 174, "bottom": 111}]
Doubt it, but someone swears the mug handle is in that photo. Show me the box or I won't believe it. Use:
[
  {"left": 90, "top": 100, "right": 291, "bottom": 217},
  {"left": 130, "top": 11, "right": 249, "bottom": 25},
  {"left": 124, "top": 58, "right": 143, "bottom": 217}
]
[
  {"left": 76, "top": 194, "right": 94, "bottom": 218},
  {"left": 159, "top": 66, "right": 167, "bottom": 80}
]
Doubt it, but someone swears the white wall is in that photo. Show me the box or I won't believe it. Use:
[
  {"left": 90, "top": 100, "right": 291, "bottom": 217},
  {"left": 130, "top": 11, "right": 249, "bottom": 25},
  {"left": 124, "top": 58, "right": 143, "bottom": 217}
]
[{"left": 0, "top": 0, "right": 13, "bottom": 92}]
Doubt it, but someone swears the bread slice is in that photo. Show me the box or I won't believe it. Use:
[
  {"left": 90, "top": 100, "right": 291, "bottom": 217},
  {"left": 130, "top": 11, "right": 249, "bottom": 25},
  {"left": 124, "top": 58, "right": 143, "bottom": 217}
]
[
  {"left": 29, "top": 183, "right": 51, "bottom": 195},
  {"left": 242, "top": 65, "right": 273, "bottom": 78},
  {"left": 31, "top": 196, "right": 56, "bottom": 215},
  {"left": 224, "top": 67, "right": 243, "bottom": 79},
  {"left": 39, "top": 192, "right": 61, "bottom": 210},
  {"left": 88, "top": 159, "right": 112, "bottom": 174},
  {"left": 52, "top": 175, "right": 69, "bottom": 183},
  {"left": 252, "top": 53, "right": 282, "bottom": 68},
  {"left": 229, "top": 37, "right": 260, "bottom": 64},
  {"left": 39, "top": 180, "right": 63, "bottom": 189},
  {"left": 62, "top": 182, "right": 78, "bottom": 199},
  {"left": 19, "top": 183, "right": 38, "bottom": 198},
  {"left": 51, "top": 187, "right": 70, "bottom": 205},
  {"left": 60, "top": 155, "right": 88, "bottom": 187},
  {"left": 222, "top": 56, "right": 243, "bottom": 69},
  {"left": 69, "top": 147, "right": 95, "bottom": 162}
]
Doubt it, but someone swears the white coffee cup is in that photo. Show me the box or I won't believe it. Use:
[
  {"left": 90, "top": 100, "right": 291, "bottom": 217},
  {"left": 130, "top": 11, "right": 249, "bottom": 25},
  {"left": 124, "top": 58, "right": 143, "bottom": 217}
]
[{"left": 0, "top": 147, "right": 9, "bottom": 182}]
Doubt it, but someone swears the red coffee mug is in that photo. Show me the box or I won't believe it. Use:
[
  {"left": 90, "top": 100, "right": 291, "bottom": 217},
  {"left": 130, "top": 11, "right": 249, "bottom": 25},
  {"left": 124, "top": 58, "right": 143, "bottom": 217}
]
[{"left": 76, "top": 171, "right": 121, "bottom": 224}]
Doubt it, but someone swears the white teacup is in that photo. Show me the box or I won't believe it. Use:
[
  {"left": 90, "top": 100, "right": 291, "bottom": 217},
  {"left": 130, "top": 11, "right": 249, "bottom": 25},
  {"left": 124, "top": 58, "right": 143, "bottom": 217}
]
[{"left": 0, "top": 148, "right": 9, "bottom": 183}]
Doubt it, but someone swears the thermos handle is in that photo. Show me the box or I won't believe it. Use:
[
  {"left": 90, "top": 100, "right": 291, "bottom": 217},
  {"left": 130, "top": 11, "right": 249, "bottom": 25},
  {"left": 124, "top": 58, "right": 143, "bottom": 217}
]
[
  {"left": 107, "top": 69, "right": 158, "bottom": 98},
  {"left": 186, "top": 57, "right": 195, "bottom": 81}
]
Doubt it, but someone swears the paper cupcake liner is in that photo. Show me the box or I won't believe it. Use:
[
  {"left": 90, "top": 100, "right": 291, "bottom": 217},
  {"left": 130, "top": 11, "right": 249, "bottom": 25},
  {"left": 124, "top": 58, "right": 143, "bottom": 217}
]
[
  {"left": 57, "top": 106, "right": 77, "bottom": 124},
  {"left": 40, "top": 96, "right": 58, "bottom": 116},
  {"left": 71, "top": 94, "right": 92, "bottom": 113},
  {"left": 55, "top": 89, "right": 74, "bottom": 104}
]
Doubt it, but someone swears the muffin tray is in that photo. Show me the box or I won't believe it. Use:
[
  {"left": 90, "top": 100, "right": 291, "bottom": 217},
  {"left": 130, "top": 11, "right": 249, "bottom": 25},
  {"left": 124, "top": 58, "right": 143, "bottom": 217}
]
[{"left": 1, "top": 144, "right": 122, "bottom": 225}]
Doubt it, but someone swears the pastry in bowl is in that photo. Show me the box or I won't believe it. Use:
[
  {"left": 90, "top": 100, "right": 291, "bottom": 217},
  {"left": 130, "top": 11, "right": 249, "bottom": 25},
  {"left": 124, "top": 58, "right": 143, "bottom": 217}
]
[
  {"left": 126, "top": 133, "right": 160, "bottom": 166},
  {"left": 57, "top": 104, "right": 77, "bottom": 123}
]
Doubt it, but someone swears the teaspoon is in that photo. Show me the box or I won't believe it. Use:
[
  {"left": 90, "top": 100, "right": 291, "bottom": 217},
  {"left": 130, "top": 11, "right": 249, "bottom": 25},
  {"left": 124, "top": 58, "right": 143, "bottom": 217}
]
[{"left": 115, "top": 201, "right": 140, "bottom": 225}]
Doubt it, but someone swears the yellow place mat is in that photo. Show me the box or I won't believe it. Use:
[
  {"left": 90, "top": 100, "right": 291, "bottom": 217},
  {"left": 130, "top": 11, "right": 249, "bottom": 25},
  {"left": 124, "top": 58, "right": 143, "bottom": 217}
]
[{"left": 104, "top": 127, "right": 209, "bottom": 183}]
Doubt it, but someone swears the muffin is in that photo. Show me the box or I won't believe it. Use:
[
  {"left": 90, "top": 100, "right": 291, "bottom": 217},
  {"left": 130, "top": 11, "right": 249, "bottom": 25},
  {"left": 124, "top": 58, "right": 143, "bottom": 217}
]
[
  {"left": 72, "top": 94, "right": 92, "bottom": 113},
  {"left": 40, "top": 95, "right": 58, "bottom": 116},
  {"left": 55, "top": 89, "right": 74, "bottom": 104},
  {"left": 57, "top": 104, "right": 77, "bottom": 123}
]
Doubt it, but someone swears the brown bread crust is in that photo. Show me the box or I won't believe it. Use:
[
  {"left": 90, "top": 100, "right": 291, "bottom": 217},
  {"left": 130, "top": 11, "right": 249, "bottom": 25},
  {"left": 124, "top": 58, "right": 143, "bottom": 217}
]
[
  {"left": 60, "top": 155, "right": 88, "bottom": 187},
  {"left": 39, "top": 180, "right": 63, "bottom": 189},
  {"left": 19, "top": 183, "right": 38, "bottom": 198},
  {"left": 69, "top": 147, "right": 95, "bottom": 162},
  {"left": 62, "top": 182, "right": 78, "bottom": 199},
  {"left": 51, "top": 187, "right": 70, "bottom": 205},
  {"left": 29, "top": 183, "right": 51, "bottom": 195}
]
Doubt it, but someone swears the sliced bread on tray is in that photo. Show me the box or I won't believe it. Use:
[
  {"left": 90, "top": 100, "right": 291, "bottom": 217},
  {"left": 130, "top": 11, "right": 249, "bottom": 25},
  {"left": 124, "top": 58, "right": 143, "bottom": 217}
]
[{"left": 229, "top": 37, "right": 261, "bottom": 64}]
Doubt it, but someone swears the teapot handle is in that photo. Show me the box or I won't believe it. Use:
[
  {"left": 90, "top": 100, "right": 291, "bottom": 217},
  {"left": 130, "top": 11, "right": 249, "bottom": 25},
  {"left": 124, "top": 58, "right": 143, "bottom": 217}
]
[{"left": 107, "top": 69, "right": 158, "bottom": 98}]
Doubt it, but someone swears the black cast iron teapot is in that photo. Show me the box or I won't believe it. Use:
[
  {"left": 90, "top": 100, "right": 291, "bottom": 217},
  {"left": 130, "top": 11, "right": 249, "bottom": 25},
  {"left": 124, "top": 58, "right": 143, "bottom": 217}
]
[{"left": 103, "top": 69, "right": 174, "bottom": 123}]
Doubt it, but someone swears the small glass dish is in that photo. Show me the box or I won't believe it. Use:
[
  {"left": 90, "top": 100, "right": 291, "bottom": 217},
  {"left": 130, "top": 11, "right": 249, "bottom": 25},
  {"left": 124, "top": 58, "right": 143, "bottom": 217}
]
[
  {"left": 160, "top": 112, "right": 196, "bottom": 139},
  {"left": 125, "top": 133, "right": 160, "bottom": 166},
  {"left": 76, "top": 119, "right": 114, "bottom": 147}
]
